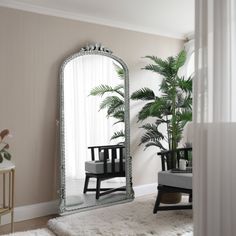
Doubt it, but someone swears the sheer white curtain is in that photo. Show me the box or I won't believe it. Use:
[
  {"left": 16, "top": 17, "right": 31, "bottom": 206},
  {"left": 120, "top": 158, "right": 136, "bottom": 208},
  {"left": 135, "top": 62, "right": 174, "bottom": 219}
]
[
  {"left": 180, "top": 39, "right": 194, "bottom": 78},
  {"left": 179, "top": 39, "right": 194, "bottom": 146},
  {"left": 64, "top": 55, "right": 123, "bottom": 179},
  {"left": 194, "top": 0, "right": 236, "bottom": 235}
]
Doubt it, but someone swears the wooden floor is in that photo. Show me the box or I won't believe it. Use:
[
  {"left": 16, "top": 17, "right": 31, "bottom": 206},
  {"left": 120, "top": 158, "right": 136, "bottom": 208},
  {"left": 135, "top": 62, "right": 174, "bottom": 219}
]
[{"left": 0, "top": 215, "right": 57, "bottom": 235}]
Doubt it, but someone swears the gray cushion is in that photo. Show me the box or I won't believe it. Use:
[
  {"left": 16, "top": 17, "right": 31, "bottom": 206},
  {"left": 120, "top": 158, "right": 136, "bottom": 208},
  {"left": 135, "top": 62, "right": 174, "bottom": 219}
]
[
  {"left": 99, "top": 151, "right": 105, "bottom": 161},
  {"left": 158, "top": 170, "right": 192, "bottom": 189},
  {"left": 85, "top": 159, "right": 125, "bottom": 174}
]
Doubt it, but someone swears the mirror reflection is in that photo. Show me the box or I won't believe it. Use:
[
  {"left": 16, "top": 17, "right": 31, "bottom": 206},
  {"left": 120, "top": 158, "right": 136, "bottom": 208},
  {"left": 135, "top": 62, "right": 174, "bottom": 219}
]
[{"left": 63, "top": 54, "right": 127, "bottom": 210}]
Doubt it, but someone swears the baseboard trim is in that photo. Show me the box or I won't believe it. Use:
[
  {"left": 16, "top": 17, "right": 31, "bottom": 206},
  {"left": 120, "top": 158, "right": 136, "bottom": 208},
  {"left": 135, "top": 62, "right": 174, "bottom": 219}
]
[
  {"left": 1, "top": 183, "right": 157, "bottom": 225},
  {"left": 133, "top": 183, "right": 157, "bottom": 197},
  {"left": 1, "top": 200, "right": 58, "bottom": 226}
]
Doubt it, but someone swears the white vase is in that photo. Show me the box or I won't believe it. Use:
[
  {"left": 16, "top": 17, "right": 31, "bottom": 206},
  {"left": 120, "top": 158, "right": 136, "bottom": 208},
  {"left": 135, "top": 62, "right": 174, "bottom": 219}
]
[{"left": 0, "top": 158, "right": 15, "bottom": 171}]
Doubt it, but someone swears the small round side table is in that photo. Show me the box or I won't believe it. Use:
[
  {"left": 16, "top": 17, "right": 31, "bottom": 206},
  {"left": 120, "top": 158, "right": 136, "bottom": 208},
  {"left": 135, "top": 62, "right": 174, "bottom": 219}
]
[{"left": 0, "top": 160, "right": 15, "bottom": 233}]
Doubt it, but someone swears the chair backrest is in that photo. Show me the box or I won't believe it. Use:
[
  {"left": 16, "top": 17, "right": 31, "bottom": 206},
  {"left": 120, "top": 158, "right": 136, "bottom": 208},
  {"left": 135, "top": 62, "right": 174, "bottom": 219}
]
[
  {"left": 157, "top": 147, "right": 192, "bottom": 171},
  {"left": 88, "top": 145, "right": 125, "bottom": 175}
]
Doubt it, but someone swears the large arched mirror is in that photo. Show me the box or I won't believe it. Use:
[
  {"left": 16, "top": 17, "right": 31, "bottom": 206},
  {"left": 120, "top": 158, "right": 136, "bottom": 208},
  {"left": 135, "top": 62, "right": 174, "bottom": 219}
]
[{"left": 59, "top": 43, "right": 134, "bottom": 214}]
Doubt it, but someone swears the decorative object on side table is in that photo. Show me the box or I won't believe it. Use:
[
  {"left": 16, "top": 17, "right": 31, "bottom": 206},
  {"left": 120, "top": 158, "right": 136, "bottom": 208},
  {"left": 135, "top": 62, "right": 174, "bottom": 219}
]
[
  {"left": 0, "top": 129, "right": 11, "bottom": 163},
  {"left": 0, "top": 129, "right": 15, "bottom": 233}
]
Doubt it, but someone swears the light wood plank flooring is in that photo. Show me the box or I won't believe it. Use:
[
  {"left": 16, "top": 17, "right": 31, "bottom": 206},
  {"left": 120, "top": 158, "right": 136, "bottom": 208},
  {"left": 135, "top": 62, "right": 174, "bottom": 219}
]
[{"left": 0, "top": 215, "right": 57, "bottom": 235}]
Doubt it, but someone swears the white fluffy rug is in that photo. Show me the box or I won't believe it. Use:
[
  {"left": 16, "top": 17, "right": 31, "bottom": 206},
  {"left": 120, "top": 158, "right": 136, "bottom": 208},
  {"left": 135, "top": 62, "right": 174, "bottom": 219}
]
[
  {"left": 4, "top": 195, "right": 193, "bottom": 236},
  {"left": 48, "top": 195, "right": 193, "bottom": 236}
]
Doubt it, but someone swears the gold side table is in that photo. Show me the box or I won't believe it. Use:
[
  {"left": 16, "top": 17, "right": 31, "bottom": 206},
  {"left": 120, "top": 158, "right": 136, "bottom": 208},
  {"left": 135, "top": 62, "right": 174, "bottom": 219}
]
[{"left": 0, "top": 160, "right": 15, "bottom": 233}]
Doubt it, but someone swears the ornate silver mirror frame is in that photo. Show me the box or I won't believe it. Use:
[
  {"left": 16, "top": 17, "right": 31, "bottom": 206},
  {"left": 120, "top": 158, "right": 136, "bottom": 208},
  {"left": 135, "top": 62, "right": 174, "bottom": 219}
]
[{"left": 59, "top": 43, "right": 134, "bottom": 214}]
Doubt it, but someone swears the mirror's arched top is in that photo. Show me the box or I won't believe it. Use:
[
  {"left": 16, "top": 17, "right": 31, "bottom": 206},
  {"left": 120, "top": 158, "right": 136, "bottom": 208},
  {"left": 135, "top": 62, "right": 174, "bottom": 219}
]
[{"left": 61, "top": 43, "right": 128, "bottom": 77}]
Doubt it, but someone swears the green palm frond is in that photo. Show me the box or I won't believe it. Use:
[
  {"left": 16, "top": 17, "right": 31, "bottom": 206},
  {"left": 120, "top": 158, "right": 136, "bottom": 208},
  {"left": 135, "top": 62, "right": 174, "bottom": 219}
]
[
  {"left": 139, "top": 128, "right": 166, "bottom": 150},
  {"left": 177, "top": 76, "right": 192, "bottom": 93},
  {"left": 176, "top": 123, "right": 185, "bottom": 143},
  {"left": 114, "top": 84, "right": 124, "bottom": 90},
  {"left": 144, "top": 56, "right": 177, "bottom": 78},
  {"left": 90, "top": 84, "right": 124, "bottom": 98},
  {"left": 113, "top": 120, "right": 124, "bottom": 125},
  {"left": 108, "top": 107, "right": 124, "bottom": 118},
  {"left": 113, "top": 63, "right": 125, "bottom": 80},
  {"left": 138, "top": 102, "right": 155, "bottom": 121},
  {"left": 114, "top": 84, "right": 124, "bottom": 97},
  {"left": 144, "top": 56, "right": 168, "bottom": 69},
  {"left": 160, "top": 79, "right": 170, "bottom": 93},
  {"left": 176, "top": 111, "right": 192, "bottom": 123},
  {"left": 179, "top": 95, "right": 192, "bottom": 110},
  {"left": 112, "top": 110, "right": 124, "bottom": 120},
  {"left": 99, "top": 96, "right": 123, "bottom": 109},
  {"left": 90, "top": 85, "right": 114, "bottom": 96},
  {"left": 110, "top": 130, "right": 125, "bottom": 141},
  {"left": 149, "top": 99, "right": 170, "bottom": 117},
  {"left": 142, "top": 63, "right": 160, "bottom": 72},
  {"left": 131, "top": 88, "right": 156, "bottom": 100},
  {"left": 140, "top": 133, "right": 161, "bottom": 145},
  {"left": 112, "top": 111, "right": 124, "bottom": 124},
  {"left": 143, "top": 142, "right": 166, "bottom": 151},
  {"left": 143, "top": 64, "right": 174, "bottom": 79},
  {"left": 0, "top": 149, "right": 11, "bottom": 163},
  {"left": 99, "top": 96, "right": 124, "bottom": 117},
  {"left": 140, "top": 123, "right": 165, "bottom": 140},
  {"left": 173, "top": 50, "right": 186, "bottom": 70}
]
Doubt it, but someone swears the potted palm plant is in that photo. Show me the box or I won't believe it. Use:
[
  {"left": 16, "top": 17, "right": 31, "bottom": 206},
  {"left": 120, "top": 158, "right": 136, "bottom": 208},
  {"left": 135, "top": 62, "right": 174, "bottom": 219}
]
[
  {"left": 89, "top": 64, "right": 125, "bottom": 142},
  {"left": 131, "top": 50, "right": 192, "bottom": 151},
  {"left": 131, "top": 50, "right": 192, "bottom": 203}
]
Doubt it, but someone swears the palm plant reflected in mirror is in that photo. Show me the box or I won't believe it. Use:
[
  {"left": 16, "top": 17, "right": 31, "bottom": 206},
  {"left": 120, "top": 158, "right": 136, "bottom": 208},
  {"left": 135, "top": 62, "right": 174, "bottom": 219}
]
[{"left": 89, "top": 64, "right": 125, "bottom": 143}]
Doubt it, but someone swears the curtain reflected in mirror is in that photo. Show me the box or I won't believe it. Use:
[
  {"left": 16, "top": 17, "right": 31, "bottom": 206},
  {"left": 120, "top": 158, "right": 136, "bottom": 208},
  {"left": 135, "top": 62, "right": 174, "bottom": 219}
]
[{"left": 63, "top": 54, "right": 127, "bottom": 210}]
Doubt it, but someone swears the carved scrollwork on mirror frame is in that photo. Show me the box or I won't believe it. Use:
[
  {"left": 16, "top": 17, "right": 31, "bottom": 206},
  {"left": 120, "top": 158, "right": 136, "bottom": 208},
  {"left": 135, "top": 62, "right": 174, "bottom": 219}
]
[
  {"left": 59, "top": 43, "right": 134, "bottom": 215},
  {"left": 80, "top": 43, "right": 113, "bottom": 54}
]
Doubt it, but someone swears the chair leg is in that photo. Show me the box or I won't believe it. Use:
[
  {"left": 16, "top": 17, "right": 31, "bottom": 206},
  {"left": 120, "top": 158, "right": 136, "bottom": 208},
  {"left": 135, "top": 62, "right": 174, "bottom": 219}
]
[
  {"left": 189, "top": 193, "right": 193, "bottom": 203},
  {"left": 153, "top": 189, "right": 163, "bottom": 214},
  {"left": 96, "top": 178, "right": 101, "bottom": 200},
  {"left": 83, "top": 176, "right": 90, "bottom": 194}
]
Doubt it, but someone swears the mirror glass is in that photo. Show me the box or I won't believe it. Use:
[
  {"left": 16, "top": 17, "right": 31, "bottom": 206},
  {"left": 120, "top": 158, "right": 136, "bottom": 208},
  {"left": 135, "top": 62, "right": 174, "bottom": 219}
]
[{"left": 60, "top": 46, "right": 132, "bottom": 213}]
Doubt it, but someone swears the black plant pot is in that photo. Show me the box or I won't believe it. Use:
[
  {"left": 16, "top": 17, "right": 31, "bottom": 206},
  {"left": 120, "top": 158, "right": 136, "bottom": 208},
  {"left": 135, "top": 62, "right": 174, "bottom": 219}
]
[
  {"left": 160, "top": 192, "right": 182, "bottom": 204},
  {"left": 160, "top": 152, "right": 182, "bottom": 204}
]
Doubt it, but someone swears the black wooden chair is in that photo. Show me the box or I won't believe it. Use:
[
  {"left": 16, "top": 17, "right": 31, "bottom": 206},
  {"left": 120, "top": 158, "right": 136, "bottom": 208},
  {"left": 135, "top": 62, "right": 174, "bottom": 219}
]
[
  {"left": 83, "top": 144, "right": 126, "bottom": 199},
  {"left": 153, "top": 147, "right": 193, "bottom": 213}
]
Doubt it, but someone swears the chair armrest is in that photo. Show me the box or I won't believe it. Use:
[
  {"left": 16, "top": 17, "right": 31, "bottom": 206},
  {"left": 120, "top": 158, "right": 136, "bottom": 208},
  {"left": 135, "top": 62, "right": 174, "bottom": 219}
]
[{"left": 157, "top": 147, "right": 193, "bottom": 171}]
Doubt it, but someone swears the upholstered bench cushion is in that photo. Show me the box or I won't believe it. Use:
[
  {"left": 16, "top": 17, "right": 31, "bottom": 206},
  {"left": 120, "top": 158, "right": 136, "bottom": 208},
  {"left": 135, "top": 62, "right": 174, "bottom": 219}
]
[
  {"left": 85, "top": 159, "right": 125, "bottom": 174},
  {"left": 158, "top": 170, "right": 192, "bottom": 189}
]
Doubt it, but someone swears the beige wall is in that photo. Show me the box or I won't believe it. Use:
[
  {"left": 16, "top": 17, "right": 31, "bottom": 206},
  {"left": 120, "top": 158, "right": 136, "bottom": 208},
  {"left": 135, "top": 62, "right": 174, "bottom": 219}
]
[{"left": 0, "top": 7, "right": 183, "bottom": 207}]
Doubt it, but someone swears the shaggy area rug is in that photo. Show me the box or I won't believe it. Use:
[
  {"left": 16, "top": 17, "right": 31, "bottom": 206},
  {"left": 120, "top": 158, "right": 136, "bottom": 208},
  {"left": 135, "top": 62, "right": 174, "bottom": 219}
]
[
  {"left": 2, "top": 228, "right": 55, "bottom": 236},
  {"left": 48, "top": 195, "right": 193, "bottom": 236}
]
